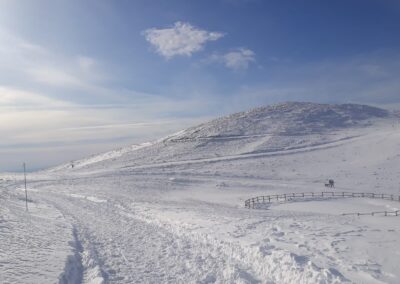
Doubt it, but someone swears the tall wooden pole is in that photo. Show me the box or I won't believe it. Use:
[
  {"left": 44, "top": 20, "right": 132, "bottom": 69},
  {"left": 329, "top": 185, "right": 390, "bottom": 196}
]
[{"left": 23, "top": 162, "right": 28, "bottom": 211}]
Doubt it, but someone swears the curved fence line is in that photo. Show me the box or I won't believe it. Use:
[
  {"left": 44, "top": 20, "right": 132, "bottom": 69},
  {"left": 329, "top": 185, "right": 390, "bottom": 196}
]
[{"left": 245, "top": 192, "right": 400, "bottom": 217}]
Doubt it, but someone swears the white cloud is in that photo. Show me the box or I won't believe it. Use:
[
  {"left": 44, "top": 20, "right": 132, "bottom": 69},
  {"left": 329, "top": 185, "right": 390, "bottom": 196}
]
[
  {"left": 143, "top": 21, "right": 224, "bottom": 59},
  {"left": 223, "top": 48, "right": 255, "bottom": 70},
  {"left": 210, "top": 48, "right": 255, "bottom": 70}
]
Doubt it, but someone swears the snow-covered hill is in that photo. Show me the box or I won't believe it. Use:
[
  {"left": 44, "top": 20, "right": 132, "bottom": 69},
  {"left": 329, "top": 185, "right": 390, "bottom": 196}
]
[
  {"left": 2, "top": 102, "right": 400, "bottom": 284},
  {"left": 49, "top": 102, "right": 392, "bottom": 172},
  {"left": 171, "top": 102, "right": 388, "bottom": 138}
]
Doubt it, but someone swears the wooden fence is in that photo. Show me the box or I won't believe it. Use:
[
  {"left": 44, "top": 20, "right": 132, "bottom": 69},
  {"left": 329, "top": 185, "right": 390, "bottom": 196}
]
[
  {"left": 342, "top": 210, "right": 399, "bottom": 217},
  {"left": 245, "top": 191, "right": 400, "bottom": 216}
]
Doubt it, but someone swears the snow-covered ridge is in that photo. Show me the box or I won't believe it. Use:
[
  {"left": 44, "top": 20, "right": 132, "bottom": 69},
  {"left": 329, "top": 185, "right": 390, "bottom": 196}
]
[
  {"left": 49, "top": 102, "right": 392, "bottom": 172},
  {"left": 169, "top": 102, "right": 389, "bottom": 140}
]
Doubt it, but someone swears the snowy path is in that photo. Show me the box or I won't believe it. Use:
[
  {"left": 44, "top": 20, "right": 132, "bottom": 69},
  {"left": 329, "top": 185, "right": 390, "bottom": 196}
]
[{"left": 39, "top": 190, "right": 267, "bottom": 283}]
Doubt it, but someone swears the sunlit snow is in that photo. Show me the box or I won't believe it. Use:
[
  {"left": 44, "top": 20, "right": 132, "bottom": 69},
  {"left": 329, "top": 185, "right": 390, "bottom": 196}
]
[{"left": 1, "top": 102, "right": 400, "bottom": 283}]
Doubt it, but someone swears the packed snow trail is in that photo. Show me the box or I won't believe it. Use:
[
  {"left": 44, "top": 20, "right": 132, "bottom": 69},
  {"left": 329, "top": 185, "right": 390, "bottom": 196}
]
[{"left": 39, "top": 189, "right": 266, "bottom": 283}]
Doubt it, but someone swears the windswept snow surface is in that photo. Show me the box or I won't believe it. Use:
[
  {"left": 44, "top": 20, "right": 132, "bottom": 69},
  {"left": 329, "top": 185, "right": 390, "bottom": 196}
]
[{"left": 1, "top": 102, "right": 400, "bottom": 283}]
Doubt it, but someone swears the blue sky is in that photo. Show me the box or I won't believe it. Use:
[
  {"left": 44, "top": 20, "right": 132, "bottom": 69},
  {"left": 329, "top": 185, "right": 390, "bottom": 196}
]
[{"left": 1, "top": 0, "right": 400, "bottom": 171}]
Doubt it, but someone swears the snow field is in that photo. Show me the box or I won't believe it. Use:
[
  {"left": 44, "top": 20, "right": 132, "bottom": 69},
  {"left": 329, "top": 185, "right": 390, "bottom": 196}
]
[{"left": 1, "top": 103, "right": 400, "bottom": 283}]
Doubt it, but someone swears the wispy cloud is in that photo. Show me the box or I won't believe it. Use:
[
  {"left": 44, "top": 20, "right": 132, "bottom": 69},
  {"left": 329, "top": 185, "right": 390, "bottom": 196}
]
[
  {"left": 143, "top": 21, "right": 224, "bottom": 59},
  {"left": 0, "top": 86, "right": 72, "bottom": 108},
  {"left": 0, "top": 88, "right": 211, "bottom": 171},
  {"left": 209, "top": 48, "right": 255, "bottom": 70},
  {"left": 27, "top": 67, "right": 85, "bottom": 88}
]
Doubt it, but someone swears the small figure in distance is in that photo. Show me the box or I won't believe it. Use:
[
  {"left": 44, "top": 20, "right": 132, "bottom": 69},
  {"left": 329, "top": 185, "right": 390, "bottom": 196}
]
[
  {"left": 325, "top": 179, "right": 335, "bottom": 188},
  {"left": 71, "top": 162, "right": 74, "bottom": 169}
]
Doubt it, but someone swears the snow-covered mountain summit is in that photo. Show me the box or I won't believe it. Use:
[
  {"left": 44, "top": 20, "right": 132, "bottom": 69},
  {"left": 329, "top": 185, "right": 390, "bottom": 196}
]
[
  {"left": 169, "top": 102, "right": 388, "bottom": 141},
  {"left": 50, "top": 102, "right": 392, "bottom": 172}
]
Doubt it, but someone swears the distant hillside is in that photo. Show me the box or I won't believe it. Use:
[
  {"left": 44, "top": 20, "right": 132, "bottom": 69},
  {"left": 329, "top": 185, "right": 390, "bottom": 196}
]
[
  {"left": 47, "top": 102, "right": 390, "bottom": 172},
  {"left": 168, "top": 102, "right": 388, "bottom": 141}
]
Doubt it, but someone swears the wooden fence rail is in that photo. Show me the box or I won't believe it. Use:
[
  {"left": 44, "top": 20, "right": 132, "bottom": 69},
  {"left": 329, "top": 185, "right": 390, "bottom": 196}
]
[
  {"left": 245, "top": 192, "right": 400, "bottom": 217},
  {"left": 342, "top": 210, "right": 399, "bottom": 217}
]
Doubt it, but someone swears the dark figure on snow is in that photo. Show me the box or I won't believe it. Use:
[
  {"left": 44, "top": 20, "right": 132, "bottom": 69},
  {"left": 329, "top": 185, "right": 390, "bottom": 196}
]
[{"left": 325, "top": 179, "right": 335, "bottom": 188}]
